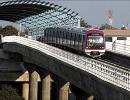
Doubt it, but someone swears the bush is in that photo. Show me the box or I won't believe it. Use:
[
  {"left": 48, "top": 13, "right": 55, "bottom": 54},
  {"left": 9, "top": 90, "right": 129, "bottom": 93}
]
[
  {"left": 0, "top": 85, "right": 24, "bottom": 100},
  {"left": 0, "top": 25, "right": 18, "bottom": 36}
]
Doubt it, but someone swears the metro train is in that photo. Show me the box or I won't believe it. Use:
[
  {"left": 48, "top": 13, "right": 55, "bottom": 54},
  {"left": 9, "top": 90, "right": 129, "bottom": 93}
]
[{"left": 36, "top": 27, "right": 105, "bottom": 57}]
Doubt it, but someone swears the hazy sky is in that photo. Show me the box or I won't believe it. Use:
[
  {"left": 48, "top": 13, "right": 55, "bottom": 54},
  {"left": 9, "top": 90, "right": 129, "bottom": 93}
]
[
  {"left": 0, "top": 0, "right": 130, "bottom": 28},
  {"left": 51, "top": 0, "right": 130, "bottom": 28}
]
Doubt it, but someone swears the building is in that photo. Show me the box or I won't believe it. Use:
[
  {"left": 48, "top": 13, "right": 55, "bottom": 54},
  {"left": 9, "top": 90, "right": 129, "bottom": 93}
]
[{"left": 103, "top": 29, "right": 130, "bottom": 42}]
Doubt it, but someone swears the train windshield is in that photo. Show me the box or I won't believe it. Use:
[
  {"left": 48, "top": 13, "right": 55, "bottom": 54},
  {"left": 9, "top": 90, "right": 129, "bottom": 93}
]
[{"left": 86, "top": 34, "right": 104, "bottom": 49}]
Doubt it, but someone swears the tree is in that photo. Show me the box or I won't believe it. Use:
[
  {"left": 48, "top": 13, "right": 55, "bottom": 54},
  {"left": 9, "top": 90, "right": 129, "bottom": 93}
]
[
  {"left": 1, "top": 25, "right": 18, "bottom": 36},
  {"left": 99, "top": 24, "right": 107, "bottom": 30},
  {"left": 99, "top": 23, "right": 119, "bottom": 30},
  {"left": 0, "top": 85, "right": 24, "bottom": 100},
  {"left": 80, "top": 18, "right": 92, "bottom": 28},
  {"left": 121, "top": 26, "right": 126, "bottom": 30}
]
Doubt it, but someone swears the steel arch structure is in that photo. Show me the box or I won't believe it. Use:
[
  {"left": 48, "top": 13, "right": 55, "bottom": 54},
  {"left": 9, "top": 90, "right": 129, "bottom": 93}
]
[{"left": 0, "top": 0, "right": 80, "bottom": 37}]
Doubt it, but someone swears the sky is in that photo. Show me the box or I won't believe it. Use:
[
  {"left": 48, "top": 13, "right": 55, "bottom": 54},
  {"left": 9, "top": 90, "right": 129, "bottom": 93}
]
[
  {"left": 50, "top": 0, "right": 130, "bottom": 28},
  {"left": 0, "top": 0, "right": 130, "bottom": 29}
]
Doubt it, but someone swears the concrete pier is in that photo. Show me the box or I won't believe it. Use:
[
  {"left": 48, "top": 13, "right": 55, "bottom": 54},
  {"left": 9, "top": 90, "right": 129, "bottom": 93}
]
[
  {"left": 22, "top": 82, "right": 29, "bottom": 100},
  {"left": 29, "top": 70, "right": 38, "bottom": 100},
  {"left": 59, "top": 82, "right": 69, "bottom": 100},
  {"left": 42, "top": 75, "right": 51, "bottom": 100},
  {"left": 70, "top": 84, "right": 93, "bottom": 100}
]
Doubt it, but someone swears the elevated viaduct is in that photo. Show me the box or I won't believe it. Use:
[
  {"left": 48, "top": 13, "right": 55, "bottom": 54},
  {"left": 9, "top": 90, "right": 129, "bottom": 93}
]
[
  {"left": 0, "top": 0, "right": 130, "bottom": 100},
  {"left": 1, "top": 36, "right": 130, "bottom": 100}
]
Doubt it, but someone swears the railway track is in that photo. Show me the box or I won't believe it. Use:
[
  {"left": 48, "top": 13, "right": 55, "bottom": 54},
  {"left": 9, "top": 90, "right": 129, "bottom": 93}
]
[
  {"left": 39, "top": 40, "right": 130, "bottom": 72},
  {"left": 93, "top": 54, "right": 130, "bottom": 71}
]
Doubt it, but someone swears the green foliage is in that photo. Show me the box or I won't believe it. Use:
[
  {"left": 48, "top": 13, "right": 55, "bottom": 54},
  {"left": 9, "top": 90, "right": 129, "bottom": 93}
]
[
  {"left": 80, "top": 18, "right": 92, "bottom": 28},
  {"left": 121, "top": 27, "right": 126, "bottom": 30},
  {"left": 99, "top": 23, "right": 119, "bottom": 30},
  {"left": 99, "top": 24, "right": 108, "bottom": 30},
  {"left": 0, "top": 85, "right": 24, "bottom": 100},
  {"left": 0, "top": 25, "right": 18, "bottom": 36}
]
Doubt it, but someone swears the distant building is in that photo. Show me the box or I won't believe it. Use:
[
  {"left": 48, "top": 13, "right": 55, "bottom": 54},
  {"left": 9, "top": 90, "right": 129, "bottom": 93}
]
[{"left": 103, "top": 29, "right": 130, "bottom": 42}]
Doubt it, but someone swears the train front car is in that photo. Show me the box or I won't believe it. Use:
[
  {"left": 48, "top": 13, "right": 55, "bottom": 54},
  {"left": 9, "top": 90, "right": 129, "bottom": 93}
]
[{"left": 85, "top": 29, "right": 105, "bottom": 57}]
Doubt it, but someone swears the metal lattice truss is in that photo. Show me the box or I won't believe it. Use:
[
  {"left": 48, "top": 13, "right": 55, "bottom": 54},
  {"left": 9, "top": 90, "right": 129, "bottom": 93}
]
[{"left": 0, "top": 0, "right": 80, "bottom": 36}]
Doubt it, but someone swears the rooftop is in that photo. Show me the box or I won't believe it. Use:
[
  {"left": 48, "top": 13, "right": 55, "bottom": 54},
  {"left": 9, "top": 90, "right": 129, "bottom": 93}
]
[{"left": 103, "top": 29, "right": 130, "bottom": 37}]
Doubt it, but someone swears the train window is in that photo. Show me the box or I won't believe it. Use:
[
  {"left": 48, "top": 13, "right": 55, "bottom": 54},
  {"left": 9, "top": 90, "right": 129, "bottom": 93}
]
[
  {"left": 52, "top": 30, "right": 54, "bottom": 42},
  {"left": 75, "top": 34, "right": 78, "bottom": 46},
  {"left": 47, "top": 30, "right": 50, "bottom": 36},
  {"left": 79, "top": 34, "right": 82, "bottom": 42},
  {"left": 49, "top": 30, "right": 51, "bottom": 37},
  {"left": 62, "top": 31, "right": 65, "bottom": 45},
  {"left": 62, "top": 31, "right": 64, "bottom": 39},
  {"left": 76, "top": 34, "right": 79, "bottom": 41},
  {"left": 50, "top": 30, "right": 53, "bottom": 42},
  {"left": 67, "top": 32, "right": 70, "bottom": 45},
  {"left": 105, "top": 37, "right": 112, "bottom": 42},
  {"left": 57, "top": 30, "right": 59, "bottom": 38},
  {"left": 60, "top": 31, "right": 62, "bottom": 44},
  {"left": 44, "top": 32, "right": 46, "bottom": 37},
  {"left": 57, "top": 30, "right": 59, "bottom": 44},
  {"left": 71, "top": 33, "right": 74, "bottom": 46},
  {"left": 66, "top": 31, "right": 69, "bottom": 40},
  {"left": 70, "top": 32, "right": 72, "bottom": 46},
  {"left": 60, "top": 31, "right": 63, "bottom": 38},
  {"left": 59, "top": 31, "right": 62, "bottom": 44},
  {"left": 48, "top": 30, "right": 50, "bottom": 42},
  {"left": 74, "top": 33, "right": 76, "bottom": 47},
  {"left": 117, "top": 37, "right": 126, "bottom": 40},
  {"left": 71, "top": 32, "right": 74, "bottom": 41},
  {"left": 59, "top": 30, "right": 60, "bottom": 41},
  {"left": 58, "top": 31, "right": 61, "bottom": 44},
  {"left": 65, "top": 32, "right": 67, "bottom": 44},
  {"left": 50, "top": 29, "right": 52, "bottom": 40},
  {"left": 46, "top": 30, "right": 48, "bottom": 42},
  {"left": 56, "top": 30, "right": 58, "bottom": 43},
  {"left": 54, "top": 30, "right": 56, "bottom": 42}
]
